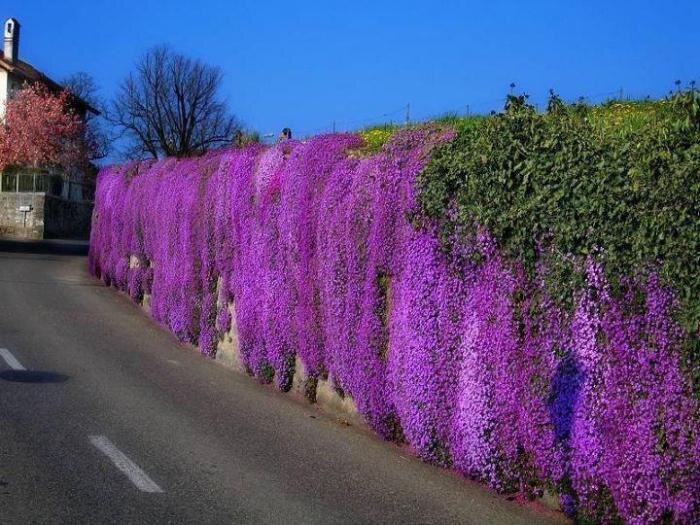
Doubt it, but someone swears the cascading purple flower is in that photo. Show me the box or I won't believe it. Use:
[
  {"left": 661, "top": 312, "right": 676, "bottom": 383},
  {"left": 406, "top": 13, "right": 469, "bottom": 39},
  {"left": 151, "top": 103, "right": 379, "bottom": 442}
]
[{"left": 89, "top": 128, "right": 699, "bottom": 524}]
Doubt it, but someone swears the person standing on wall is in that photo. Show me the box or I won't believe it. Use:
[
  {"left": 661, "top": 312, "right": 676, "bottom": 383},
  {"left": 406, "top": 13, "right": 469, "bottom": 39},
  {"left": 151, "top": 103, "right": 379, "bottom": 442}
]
[{"left": 278, "top": 128, "right": 292, "bottom": 142}]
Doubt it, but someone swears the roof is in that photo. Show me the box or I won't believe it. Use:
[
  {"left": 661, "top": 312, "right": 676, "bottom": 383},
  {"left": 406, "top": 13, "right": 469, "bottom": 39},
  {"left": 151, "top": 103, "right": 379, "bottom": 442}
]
[{"left": 0, "top": 51, "right": 99, "bottom": 115}]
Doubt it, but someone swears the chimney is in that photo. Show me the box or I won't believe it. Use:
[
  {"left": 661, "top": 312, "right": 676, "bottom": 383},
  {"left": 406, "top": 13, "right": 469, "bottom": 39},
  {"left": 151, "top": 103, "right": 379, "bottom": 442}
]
[{"left": 4, "top": 18, "right": 19, "bottom": 63}]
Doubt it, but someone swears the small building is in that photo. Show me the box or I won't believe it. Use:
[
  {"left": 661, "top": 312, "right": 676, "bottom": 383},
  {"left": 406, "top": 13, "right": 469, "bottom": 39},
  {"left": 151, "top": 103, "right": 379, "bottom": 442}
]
[
  {"left": 0, "top": 18, "right": 96, "bottom": 118},
  {"left": 0, "top": 17, "right": 95, "bottom": 239}
]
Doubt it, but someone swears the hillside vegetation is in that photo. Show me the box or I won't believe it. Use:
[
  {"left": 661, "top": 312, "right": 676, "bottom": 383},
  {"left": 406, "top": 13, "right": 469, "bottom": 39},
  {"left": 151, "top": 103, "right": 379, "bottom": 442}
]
[
  {"left": 90, "top": 90, "right": 699, "bottom": 524},
  {"left": 417, "top": 91, "right": 700, "bottom": 367}
]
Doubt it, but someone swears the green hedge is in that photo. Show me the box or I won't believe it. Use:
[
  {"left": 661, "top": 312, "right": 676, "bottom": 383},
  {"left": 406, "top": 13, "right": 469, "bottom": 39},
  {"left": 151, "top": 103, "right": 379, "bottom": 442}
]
[{"left": 417, "top": 91, "right": 700, "bottom": 364}]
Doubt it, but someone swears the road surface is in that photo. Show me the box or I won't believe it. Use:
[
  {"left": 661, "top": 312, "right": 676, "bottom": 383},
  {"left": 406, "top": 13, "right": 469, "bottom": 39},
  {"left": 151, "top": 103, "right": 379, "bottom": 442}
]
[{"left": 0, "top": 239, "right": 566, "bottom": 524}]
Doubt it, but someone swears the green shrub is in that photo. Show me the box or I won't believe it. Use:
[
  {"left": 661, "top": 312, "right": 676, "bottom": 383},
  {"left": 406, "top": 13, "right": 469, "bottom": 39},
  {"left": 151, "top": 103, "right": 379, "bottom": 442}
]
[
  {"left": 359, "top": 125, "right": 398, "bottom": 153},
  {"left": 417, "top": 91, "right": 700, "bottom": 363},
  {"left": 432, "top": 113, "right": 485, "bottom": 133},
  {"left": 590, "top": 98, "right": 674, "bottom": 135},
  {"left": 355, "top": 115, "right": 482, "bottom": 153}
]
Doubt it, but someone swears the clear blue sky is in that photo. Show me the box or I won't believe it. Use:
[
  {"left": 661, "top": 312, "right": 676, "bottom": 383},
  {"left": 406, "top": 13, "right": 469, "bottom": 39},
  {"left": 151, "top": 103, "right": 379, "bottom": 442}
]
[{"left": 3, "top": 0, "right": 699, "bottom": 141}]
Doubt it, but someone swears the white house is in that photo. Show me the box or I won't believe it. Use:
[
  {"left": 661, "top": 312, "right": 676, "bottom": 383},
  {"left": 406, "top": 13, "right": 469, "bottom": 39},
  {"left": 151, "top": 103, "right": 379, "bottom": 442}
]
[
  {"left": 0, "top": 17, "right": 95, "bottom": 119},
  {"left": 0, "top": 17, "right": 97, "bottom": 240}
]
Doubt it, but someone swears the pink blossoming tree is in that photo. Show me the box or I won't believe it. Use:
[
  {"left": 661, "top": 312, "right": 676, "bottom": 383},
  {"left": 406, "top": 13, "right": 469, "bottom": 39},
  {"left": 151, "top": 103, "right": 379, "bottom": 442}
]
[{"left": 0, "top": 82, "right": 90, "bottom": 172}]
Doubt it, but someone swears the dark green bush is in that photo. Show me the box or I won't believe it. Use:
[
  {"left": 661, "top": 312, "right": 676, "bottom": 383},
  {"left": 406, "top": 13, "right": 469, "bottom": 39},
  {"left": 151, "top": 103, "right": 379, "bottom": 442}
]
[{"left": 417, "top": 91, "right": 700, "bottom": 363}]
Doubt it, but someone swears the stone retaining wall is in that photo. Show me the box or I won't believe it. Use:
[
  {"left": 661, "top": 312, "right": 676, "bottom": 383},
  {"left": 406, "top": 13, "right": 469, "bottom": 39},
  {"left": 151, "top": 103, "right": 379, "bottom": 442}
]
[
  {"left": 43, "top": 194, "right": 93, "bottom": 239},
  {"left": 0, "top": 192, "right": 45, "bottom": 238},
  {"left": 0, "top": 192, "right": 92, "bottom": 239}
]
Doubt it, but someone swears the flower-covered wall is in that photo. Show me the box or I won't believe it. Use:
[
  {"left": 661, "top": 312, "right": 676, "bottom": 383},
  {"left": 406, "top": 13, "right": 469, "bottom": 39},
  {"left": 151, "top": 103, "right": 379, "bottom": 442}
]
[{"left": 89, "top": 129, "right": 698, "bottom": 524}]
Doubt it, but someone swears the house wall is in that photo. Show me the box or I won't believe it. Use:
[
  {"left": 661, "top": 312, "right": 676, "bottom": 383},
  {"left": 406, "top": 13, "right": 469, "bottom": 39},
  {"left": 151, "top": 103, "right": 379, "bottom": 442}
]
[
  {"left": 0, "top": 70, "right": 31, "bottom": 118},
  {"left": 7, "top": 72, "right": 21, "bottom": 93},
  {"left": 0, "top": 68, "right": 7, "bottom": 119}
]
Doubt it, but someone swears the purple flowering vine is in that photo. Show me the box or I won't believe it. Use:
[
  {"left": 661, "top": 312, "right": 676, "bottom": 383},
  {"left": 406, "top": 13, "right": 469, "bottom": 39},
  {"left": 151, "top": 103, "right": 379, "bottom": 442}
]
[{"left": 89, "top": 128, "right": 699, "bottom": 524}]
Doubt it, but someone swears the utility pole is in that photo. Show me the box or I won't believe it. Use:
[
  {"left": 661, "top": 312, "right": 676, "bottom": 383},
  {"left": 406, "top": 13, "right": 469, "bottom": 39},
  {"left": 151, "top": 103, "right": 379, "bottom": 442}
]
[
  {"left": 618, "top": 87, "right": 624, "bottom": 101},
  {"left": 466, "top": 104, "right": 470, "bottom": 117},
  {"left": 405, "top": 103, "right": 410, "bottom": 126}
]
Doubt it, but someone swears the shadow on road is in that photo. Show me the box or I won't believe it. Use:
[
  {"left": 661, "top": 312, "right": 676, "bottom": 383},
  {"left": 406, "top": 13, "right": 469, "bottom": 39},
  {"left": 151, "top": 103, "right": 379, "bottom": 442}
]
[
  {"left": 0, "top": 238, "right": 89, "bottom": 256},
  {"left": 0, "top": 370, "right": 70, "bottom": 383}
]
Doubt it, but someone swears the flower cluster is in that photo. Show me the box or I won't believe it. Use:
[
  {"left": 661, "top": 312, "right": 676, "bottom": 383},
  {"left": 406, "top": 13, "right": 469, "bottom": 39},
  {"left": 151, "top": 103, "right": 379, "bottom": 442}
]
[
  {"left": 89, "top": 128, "right": 699, "bottom": 524},
  {"left": 0, "top": 82, "right": 90, "bottom": 171}
]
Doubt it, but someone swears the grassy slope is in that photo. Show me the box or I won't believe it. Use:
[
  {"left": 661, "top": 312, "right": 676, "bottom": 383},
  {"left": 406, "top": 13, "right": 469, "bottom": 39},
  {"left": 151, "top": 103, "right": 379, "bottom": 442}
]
[{"left": 356, "top": 98, "right": 671, "bottom": 151}]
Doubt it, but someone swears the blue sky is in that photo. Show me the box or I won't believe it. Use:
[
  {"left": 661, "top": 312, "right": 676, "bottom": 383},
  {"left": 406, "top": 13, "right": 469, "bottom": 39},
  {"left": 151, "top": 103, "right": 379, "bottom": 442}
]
[{"left": 2, "top": 0, "right": 699, "bottom": 143}]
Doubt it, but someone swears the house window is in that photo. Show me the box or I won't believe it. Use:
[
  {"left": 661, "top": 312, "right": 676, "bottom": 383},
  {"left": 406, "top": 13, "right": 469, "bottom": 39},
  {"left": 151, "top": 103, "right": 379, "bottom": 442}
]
[
  {"left": 1, "top": 171, "right": 18, "bottom": 192},
  {"left": 6, "top": 22, "right": 11, "bottom": 33}
]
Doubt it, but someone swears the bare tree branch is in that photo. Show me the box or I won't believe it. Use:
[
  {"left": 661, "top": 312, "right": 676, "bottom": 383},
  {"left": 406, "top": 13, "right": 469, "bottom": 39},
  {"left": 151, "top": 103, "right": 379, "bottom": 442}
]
[
  {"left": 109, "top": 45, "right": 240, "bottom": 159},
  {"left": 62, "top": 71, "right": 110, "bottom": 161}
]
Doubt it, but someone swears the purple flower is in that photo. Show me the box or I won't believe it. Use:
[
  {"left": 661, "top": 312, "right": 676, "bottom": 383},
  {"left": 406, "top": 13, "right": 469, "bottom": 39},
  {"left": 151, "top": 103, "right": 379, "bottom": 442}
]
[{"left": 90, "top": 128, "right": 699, "bottom": 524}]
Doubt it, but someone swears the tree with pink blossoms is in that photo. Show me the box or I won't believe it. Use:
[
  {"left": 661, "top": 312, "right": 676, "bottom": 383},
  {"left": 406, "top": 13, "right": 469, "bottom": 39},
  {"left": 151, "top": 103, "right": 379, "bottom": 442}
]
[{"left": 0, "top": 82, "right": 92, "bottom": 173}]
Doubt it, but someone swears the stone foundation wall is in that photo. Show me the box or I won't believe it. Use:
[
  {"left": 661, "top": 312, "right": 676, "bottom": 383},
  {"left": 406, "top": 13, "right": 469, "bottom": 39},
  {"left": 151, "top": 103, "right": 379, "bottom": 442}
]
[
  {"left": 43, "top": 195, "right": 93, "bottom": 240},
  {"left": 0, "top": 192, "right": 92, "bottom": 240},
  {"left": 0, "top": 192, "right": 45, "bottom": 239}
]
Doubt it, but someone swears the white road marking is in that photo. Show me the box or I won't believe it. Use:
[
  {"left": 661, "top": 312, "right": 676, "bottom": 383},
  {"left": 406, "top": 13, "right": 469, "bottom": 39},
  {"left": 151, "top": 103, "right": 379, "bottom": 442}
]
[
  {"left": 0, "top": 348, "right": 25, "bottom": 370},
  {"left": 89, "top": 435, "right": 164, "bottom": 493}
]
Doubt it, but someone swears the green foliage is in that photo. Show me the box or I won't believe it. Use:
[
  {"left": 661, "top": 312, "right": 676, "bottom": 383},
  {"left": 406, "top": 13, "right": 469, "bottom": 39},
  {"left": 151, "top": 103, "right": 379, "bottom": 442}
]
[
  {"left": 431, "top": 113, "right": 485, "bottom": 133},
  {"left": 354, "top": 114, "right": 483, "bottom": 154},
  {"left": 417, "top": 90, "right": 700, "bottom": 360},
  {"left": 234, "top": 129, "right": 261, "bottom": 147},
  {"left": 259, "top": 361, "right": 275, "bottom": 384},
  {"left": 359, "top": 125, "right": 398, "bottom": 153},
  {"left": 590, "top": 98, "right": 674, "bottom": 135}
]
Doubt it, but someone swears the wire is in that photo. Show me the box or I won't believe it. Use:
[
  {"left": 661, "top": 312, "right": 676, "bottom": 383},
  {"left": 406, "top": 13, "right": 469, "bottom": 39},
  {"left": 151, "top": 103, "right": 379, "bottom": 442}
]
[{"left": 286, "top": 84, "right": 678, "bottom": 140}]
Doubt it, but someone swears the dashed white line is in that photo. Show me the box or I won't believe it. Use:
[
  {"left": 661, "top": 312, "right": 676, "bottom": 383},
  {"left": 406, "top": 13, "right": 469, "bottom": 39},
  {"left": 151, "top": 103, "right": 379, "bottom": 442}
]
[
  {"left": 89, "top": 435, "right": 164, "bottom": 493},
  {"left": 0, "top": 348, "right": 25, "bottom": 370}
]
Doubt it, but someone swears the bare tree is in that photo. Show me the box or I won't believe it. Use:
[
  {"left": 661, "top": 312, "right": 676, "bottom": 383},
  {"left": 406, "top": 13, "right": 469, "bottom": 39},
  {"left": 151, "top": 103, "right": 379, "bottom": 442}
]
[
  {"left": 110, "top": 46, "right": 240, "bottom": 159},
  {"left": 62, "top": 71, "right": 110, "bottom": 161}
]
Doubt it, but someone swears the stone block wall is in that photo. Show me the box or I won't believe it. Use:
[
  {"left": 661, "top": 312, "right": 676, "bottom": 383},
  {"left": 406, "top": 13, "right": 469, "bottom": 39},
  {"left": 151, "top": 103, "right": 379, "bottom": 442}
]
[
  {"left": 0, "top": 192, "right": 93, "bottom": 240},
  {"left": 43, "top": 194, "right": 93, "bottom": 240},
  {"left": 0, "top": 192, "right": 45, "bottom": 238}
]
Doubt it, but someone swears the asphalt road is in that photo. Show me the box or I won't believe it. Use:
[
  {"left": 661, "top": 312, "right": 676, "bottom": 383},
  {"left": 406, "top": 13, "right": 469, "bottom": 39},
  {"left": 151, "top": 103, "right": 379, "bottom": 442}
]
[{"left": 0, "top": 239, "right": 566, "bottom": 524}]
